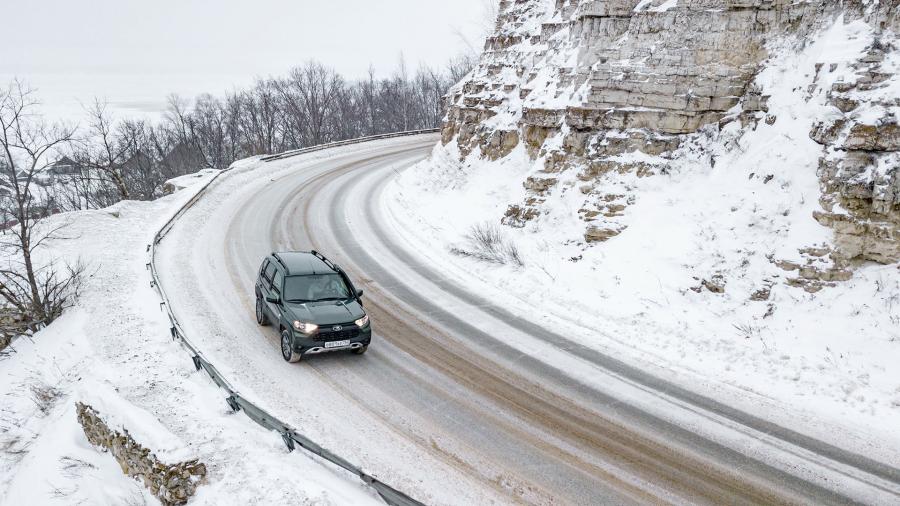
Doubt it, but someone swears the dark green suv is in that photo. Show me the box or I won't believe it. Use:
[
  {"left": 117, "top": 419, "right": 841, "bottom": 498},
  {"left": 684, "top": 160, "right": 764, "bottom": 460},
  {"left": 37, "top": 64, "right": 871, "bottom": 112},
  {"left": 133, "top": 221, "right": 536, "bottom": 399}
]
[{"left": 255, "top": 251, "right": 371, "bottom": 362}]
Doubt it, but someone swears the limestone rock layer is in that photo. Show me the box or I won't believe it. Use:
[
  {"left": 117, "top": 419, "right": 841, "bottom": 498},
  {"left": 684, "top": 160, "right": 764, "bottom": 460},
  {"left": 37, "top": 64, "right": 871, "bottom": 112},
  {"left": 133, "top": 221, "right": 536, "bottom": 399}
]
[{"left": 443, "top": 0, "right": 900, "bottom": 267}]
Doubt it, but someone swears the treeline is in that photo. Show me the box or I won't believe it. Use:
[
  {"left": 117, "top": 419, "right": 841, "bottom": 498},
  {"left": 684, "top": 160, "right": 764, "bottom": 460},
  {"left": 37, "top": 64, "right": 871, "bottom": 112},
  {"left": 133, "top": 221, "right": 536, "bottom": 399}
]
[{"left": 55, "top": 57, "right": 471, "bottom": 210}]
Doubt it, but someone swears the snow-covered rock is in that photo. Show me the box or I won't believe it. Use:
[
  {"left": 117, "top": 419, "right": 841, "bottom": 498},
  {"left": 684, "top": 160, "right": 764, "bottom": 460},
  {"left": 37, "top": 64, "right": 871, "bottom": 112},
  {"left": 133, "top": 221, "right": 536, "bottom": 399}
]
[{"left": 440, "top": 0, "right": 900, "bottom": 266}]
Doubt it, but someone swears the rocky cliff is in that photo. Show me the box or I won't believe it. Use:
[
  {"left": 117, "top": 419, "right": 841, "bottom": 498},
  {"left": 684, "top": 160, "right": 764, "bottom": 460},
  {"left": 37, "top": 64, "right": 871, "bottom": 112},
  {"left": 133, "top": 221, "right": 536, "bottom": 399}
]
[{"left": 441, "top": 0, "right": 900, "bottom": 284}]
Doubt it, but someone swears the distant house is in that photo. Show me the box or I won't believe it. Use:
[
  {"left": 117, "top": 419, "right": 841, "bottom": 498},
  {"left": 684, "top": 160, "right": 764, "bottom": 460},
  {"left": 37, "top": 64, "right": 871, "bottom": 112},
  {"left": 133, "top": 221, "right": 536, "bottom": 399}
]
[
  {"left": 16, "top": 156, "right": 84, "bottom": 185},
  {"left": 46, "top": 157, "right": 84, "bottom": 178}
]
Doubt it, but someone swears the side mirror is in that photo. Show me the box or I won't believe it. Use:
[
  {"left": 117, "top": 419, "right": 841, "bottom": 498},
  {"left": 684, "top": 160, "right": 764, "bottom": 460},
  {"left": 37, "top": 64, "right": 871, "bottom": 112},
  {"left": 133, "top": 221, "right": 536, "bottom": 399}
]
[
  {"left": 266, "top": 294, "right": 281, "bottom": 305},
  {"left": 356, "top": 289, "right": 364, "bottom": 298}
]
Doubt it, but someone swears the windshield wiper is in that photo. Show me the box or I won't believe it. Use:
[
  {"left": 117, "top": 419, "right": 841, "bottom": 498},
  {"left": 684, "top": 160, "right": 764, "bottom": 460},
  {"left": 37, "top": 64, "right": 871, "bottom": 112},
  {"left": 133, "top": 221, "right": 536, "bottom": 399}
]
[
  {"left": 315, "top": 297, "right": 350, "bottom": 302},
  {"left": 286, "top": 299, "right": 313, "bottom": 303}
]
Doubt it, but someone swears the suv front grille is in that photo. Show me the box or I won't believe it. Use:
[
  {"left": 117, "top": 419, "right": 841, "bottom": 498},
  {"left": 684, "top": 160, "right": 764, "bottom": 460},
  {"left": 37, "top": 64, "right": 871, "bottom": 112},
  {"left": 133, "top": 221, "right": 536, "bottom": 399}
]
[{"left": 318, "top": 326, "right": 360, "bottom": 341}]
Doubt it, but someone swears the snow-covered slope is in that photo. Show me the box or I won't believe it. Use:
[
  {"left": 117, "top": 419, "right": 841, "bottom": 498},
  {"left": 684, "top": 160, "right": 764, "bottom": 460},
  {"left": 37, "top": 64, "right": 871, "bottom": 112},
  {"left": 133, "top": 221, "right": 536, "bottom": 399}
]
[
  {"left": 0, "top": 171, "right": 381, "bottom": 505},
  {"left": 388, "top": 1, "right": 900, "bottom": 444}
]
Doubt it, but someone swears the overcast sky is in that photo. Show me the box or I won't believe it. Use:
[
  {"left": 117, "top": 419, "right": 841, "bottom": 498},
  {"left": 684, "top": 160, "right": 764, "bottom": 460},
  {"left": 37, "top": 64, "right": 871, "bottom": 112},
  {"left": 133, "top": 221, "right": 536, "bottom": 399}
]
[{"left": 1, "top": 0, "right": 491, "bottom": 121}]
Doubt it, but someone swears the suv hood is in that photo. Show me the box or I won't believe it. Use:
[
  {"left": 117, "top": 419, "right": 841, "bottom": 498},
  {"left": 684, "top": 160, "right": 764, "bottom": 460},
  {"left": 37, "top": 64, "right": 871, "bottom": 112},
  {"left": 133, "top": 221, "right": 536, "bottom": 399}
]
[{"left": 284, "top": 299, "right": 365, "bottom": 325}]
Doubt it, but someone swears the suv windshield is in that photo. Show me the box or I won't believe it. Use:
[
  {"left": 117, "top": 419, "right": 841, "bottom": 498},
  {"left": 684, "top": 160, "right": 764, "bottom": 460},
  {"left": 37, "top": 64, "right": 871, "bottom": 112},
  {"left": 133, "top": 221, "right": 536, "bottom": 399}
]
[{"left": 284, "top": 273, "right": 351, "bottom": 303}]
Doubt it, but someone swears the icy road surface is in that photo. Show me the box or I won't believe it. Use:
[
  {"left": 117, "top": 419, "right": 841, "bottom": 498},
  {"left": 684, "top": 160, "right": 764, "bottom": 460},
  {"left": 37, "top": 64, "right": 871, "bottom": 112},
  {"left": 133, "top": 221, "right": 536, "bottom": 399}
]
[{"left": 156, "top": 135, "right": 900, "bottom": 505}]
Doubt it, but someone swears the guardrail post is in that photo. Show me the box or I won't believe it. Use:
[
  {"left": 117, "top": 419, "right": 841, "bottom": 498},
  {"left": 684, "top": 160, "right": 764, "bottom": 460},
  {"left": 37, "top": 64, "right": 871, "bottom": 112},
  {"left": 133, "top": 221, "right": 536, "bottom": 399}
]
[
  {"left": 281, "top": 433, "right": 296, "bottom": 452},
  {"left": 225, "top": 395, "right": 241, "bottom": 413},
  {"left": 191, "top": 355, "right": 202, "bottom": 371}
]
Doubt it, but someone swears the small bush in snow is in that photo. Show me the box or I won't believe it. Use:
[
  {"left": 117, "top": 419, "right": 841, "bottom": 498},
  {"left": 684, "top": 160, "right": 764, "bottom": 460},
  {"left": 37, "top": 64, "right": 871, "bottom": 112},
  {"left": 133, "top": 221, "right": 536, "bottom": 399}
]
[
  {"left": 29, "top": 377, "right": 63, "bottom": 416},
  {"left": 451, "top": 223, "right": 524, "bottom": 267}
]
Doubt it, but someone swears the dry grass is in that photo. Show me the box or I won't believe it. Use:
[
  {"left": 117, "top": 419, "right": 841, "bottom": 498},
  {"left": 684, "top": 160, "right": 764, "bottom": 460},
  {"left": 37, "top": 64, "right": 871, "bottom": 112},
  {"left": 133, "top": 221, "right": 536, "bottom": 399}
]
[
  {"left": 59, "top": 456, "right": 97, "bottom": 479},
  {"left": 29, "top": 377, "right": 63, "bottom": 416},
  {"left": 451, "top": 223, "right": 524, "bottom": 267}
]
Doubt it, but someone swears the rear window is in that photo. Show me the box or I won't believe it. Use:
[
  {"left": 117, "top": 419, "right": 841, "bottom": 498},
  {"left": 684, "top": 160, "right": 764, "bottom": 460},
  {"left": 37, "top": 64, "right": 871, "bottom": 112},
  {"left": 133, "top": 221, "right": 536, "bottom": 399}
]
[{"left": 284, "top": 274, "right": 351, "bottom": 302}]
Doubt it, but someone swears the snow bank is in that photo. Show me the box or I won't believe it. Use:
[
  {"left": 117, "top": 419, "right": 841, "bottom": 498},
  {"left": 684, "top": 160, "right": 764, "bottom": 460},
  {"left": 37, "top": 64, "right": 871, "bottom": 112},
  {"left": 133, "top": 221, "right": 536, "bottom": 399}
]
[
  {"left": 75, "top": 380, "right": 195, "bottom": 464},
  {"left": 164, "top": 168, "right": 222, "bottom": 193}
]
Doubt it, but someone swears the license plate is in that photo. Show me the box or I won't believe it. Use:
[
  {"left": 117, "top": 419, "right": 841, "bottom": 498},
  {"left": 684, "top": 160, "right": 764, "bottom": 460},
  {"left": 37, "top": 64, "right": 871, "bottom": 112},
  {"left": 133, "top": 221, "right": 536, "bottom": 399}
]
[{"left": 325, "top": 340, "right": 351, "bottom": 349}]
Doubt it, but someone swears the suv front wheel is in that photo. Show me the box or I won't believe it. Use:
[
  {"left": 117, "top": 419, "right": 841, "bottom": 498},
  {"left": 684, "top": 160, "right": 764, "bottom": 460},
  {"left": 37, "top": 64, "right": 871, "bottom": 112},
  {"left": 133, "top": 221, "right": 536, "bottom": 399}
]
[{"left": 281, "top": 329, "right": 302, "bottom": 363}]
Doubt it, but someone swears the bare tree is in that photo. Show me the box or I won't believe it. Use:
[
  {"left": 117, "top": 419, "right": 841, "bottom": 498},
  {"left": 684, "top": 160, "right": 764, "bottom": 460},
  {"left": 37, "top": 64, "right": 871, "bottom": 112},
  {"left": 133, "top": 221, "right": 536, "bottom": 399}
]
[
  {"left": 116, "top": 119, "right": 161, "bottom": 200},
  {"left": 239, "top": 79, "right": 281, "bottom": 155},
  {"left": 0, "top": 80, "right": 81, "bottom": 339},
  {"left": 276, "top": 61, "right": 344, "bottom": 147},
  {"left": 73, "top": 100, "right": 133, "bottom": 201},
  {"left": 360, "top": 66, "right": 379, "bottom": 136}
]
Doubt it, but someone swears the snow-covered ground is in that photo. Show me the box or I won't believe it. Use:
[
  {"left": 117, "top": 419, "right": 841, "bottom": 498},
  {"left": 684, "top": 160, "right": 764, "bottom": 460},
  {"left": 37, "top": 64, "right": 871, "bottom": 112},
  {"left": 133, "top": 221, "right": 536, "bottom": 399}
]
[
  {"left": 2, "top": 14, "right": 897, "bottom": 503},
  {"left": 386, "top": 18, "right": 900, "bottom": 450},
  {"left": 0, "top": 164, "right": 381, "bottom": 505}
]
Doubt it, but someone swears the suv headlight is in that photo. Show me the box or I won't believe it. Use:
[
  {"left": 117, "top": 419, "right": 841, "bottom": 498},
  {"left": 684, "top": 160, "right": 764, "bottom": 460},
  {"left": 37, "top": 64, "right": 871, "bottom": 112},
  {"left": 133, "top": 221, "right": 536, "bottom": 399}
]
[
  {"left": 355, "top": 314, "right": 369, "bottom": 328},
  {"left": 293, "top": 321, "right": 318, "bottom": 333}
]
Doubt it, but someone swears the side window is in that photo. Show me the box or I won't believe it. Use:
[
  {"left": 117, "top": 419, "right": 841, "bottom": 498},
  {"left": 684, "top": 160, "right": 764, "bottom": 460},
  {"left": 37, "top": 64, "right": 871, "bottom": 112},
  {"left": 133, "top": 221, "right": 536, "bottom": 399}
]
[
  {"left": 272, "top": 269, "right": 284, "bottom": 294},
  {"left": 263, "top": 262, "right": 276, "bottom": 286}
]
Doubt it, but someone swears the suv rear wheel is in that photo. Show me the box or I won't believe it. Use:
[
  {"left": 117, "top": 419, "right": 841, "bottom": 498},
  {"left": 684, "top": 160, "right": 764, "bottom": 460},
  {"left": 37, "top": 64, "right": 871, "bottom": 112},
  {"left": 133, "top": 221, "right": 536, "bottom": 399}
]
[
  {"left": 281, "top": 329, "right": 302, "bottom": 363},
  {"left": 256, "top": 296, "right": 270, "bottom": 326}
]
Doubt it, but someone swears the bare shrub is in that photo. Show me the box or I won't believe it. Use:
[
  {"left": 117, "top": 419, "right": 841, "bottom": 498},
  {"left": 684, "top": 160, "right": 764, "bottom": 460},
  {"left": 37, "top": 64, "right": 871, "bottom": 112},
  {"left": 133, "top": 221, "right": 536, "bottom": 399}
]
[
  {"left": 0, "top": 261, "right": 84, "bottom": 345},
  {"left": 451, "top": 222, "right": 524, "bottom": 267},
  {"left": 29, "top": 377, "right": 63, "bottom": 416},
  {"left": 733, "top": 322, "right": 769, "bottom": 351},
  {"left": 59, "top": 456, "right": 97, "bottom": 479},
  {"left": 0, "top": 433, "right": 31, "bottom": 461}
]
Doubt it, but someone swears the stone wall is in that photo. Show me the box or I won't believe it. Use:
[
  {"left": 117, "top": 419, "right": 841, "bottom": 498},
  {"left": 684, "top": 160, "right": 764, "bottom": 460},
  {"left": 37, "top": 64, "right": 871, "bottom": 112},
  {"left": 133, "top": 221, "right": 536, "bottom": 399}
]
[{"left": 76, "top": 402, "right": 206, "bottom": 506}]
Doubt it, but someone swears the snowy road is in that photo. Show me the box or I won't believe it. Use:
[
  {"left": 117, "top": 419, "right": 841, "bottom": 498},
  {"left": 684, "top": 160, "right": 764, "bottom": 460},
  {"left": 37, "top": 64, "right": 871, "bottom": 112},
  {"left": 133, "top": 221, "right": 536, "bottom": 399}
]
[{"left": 157, "top": 135, "right": 900, "bottom": 505}]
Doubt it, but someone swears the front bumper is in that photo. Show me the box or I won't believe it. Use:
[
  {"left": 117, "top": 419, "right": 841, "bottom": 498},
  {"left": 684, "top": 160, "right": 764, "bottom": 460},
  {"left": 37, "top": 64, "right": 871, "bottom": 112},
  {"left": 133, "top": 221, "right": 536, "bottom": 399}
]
[{"left": 291, "top": 326, "right": 372, "bottom": 355}]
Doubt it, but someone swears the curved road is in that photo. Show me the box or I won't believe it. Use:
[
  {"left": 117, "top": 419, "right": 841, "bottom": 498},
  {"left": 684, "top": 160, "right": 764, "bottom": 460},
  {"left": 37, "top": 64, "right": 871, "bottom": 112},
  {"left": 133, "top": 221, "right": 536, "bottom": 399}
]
[{"left": 157, "top": 135, "right": 900, "bottom": 505}]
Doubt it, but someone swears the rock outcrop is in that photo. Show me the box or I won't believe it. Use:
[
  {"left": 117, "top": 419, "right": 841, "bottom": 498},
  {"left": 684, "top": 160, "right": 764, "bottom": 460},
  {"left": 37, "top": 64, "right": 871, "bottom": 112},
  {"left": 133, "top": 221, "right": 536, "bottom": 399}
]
[
  {"left": 76, "top": 403, "right": 206, "bottom": 506},
  {"left": 811, "top": 40, "right": 900, "bottom": 265},
  {"left": 442, "top": 0, "right": 900, "bottom": 277}
]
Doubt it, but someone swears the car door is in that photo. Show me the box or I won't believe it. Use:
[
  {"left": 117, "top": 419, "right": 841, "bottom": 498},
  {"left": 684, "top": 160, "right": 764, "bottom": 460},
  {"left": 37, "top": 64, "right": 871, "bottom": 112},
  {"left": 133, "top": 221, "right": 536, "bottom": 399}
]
[
  {"left": 268, "top": 267, "right": 285, "bottom": 324},
  {"left": 256, "top": 258, "right": 269, "bottom": 299},
  {"left": 257, "top": 260, "right": 272, "bottom": 300},
  {"left": 259, "top": 260, "right": 277, "bottom": 320}
]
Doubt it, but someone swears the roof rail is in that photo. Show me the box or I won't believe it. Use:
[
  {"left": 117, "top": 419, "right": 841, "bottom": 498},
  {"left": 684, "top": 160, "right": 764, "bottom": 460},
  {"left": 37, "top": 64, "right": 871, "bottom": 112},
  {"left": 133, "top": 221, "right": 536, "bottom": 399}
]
[
  {"left": 309, "top": 250, "right": 338, "bottom": 271},
  {"left": 272, "top": 252, "right": 288, "bottom": 270}
]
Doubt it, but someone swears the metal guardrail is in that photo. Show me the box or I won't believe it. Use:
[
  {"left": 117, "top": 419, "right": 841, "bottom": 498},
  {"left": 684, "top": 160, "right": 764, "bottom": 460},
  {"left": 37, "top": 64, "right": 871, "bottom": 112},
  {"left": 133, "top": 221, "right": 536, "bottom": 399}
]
[
  {"left": 147, "top": 131, "right": 437, "bottom": 506},
  {"left": 259, "top": 129, "right": 440, "bottom": 163}
]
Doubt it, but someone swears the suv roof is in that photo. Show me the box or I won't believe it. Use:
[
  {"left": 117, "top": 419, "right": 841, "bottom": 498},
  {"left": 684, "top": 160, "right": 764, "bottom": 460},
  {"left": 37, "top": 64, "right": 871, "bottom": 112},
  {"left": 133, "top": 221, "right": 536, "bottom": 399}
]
[{"left": 271, "top": 251, "right": 338, "bottom": 276}]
